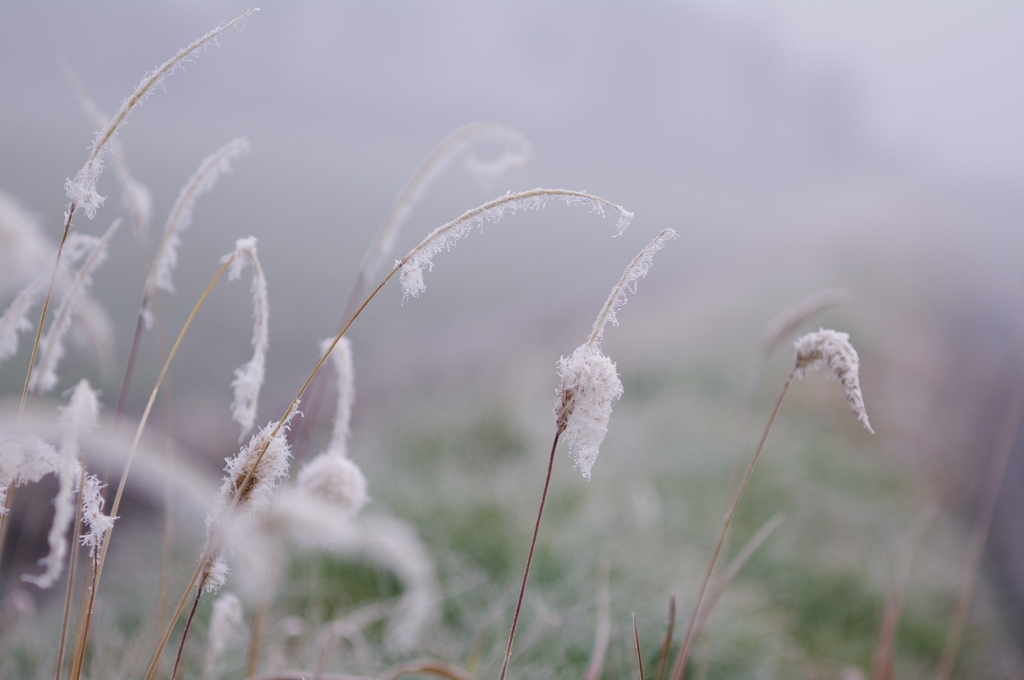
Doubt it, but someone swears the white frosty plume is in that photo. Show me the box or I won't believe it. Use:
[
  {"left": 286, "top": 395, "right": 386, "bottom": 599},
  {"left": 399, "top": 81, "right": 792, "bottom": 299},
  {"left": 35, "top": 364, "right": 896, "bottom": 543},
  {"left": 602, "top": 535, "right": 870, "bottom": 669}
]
[
  {"left": 22, "top": 380, "right": 102, "bottom": 588},
  {"left": 221, "top": 237, "right": 269, "bottom": 440},
  {"left": 555, "top": 229, "right": 677, "bottom": 478},
  {"left": 793, "top": 328, "right": 874, "bottom": 433}
]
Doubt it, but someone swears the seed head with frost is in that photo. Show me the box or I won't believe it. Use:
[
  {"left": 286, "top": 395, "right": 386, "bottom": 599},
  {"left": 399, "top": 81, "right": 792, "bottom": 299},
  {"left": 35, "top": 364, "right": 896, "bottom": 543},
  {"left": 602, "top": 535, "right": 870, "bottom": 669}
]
[
  {"left": 398, "top": 188, "right": 633, "bottom": 300},
  {"left": 221, "top": 237, "right": 268, "bottom": 440},
  {"left": 23, "top": 380, "right": 100, "bottom": 588},
  {"left": 64, "top": 10, "right": 256, "bottom": 219},
  {"left": 555, "top": 346, "right": 623, "bottom": 479},
  {"left": 212, "top": 412, "right": 295, "bottom": 520},
  {"left": 146, "top": 138, "right": 250, "bottom": 301},
  {"left": 555, "top": 229, "right": 677, "bottom": 478},
  {"left": 793, "top": 329, "right": 874, "bottom": 433},
  {"left": 0, "top": 435, "right": 60, "bottom": 513},
  {"left": 296, "top": 337, "right": 369, "bottom": 516}
]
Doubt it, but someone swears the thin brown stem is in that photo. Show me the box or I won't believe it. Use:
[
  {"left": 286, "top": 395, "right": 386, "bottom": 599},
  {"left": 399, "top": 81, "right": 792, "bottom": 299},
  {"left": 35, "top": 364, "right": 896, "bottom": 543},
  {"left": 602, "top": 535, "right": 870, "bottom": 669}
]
[
  {"left": 88, "top": 257, "right": 234, "bottom": 680},
  {"left": 690, "top": 513, "right": 786, "bottom": 645},
  {"left": 934, "top": 381, "right": 1024, "bottom": 680},
  {"left": 498, "top": 429, "right": 561, "bottom": 680},
  {"left": 669, "top": 374, "right": 793, "bottom": 680},
  {"left": 21, "top": 206, "right": 74, "bottom": 415},
  {"left": 114, "top": 309, "right": 146, "bottom": 423},
  {"left": 633, "top": 614, "right": 646, "bottom": 680},
  {"left": 170, "top": 586, "right": 203, "bottom": 680},
  {"left": 70, "top": 552, "right": 101, "bottom": 680},
  {"left": 654, "top": 596, "right": 675, "bottom": 680},
  {"left": 873, "top": 507, "right": 933, "bottom": 680}
]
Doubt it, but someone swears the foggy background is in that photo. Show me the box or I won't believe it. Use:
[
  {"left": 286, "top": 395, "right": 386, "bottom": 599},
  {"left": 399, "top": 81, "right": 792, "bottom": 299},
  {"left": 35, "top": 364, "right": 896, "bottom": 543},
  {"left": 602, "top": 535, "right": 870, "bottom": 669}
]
[{"left": 1, "top": 0, "right": 1023, "bottom": 668}]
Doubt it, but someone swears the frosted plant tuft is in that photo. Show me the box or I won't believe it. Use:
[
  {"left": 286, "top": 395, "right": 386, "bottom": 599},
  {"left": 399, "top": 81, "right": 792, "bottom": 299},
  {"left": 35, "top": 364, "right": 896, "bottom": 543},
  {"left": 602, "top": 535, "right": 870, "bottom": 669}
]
[
  {"left": 555, "top": 229, "right": 676, "bottom": 478},
  {"left": 398, "top": 188, "right": 633, "bottom": 300},
  {"left": 346, "top": 122, "right": 531, "bottom": 316},
  {"left": 555, "top": 346, "right": 623, "bottom": 478},
  {"left": 793, "top": 328, "right": 874, "bottom": 433},
  {"left": 213, "top": 410, "right": 295, "bottom": 520},
  {"left": 296, "top": 337, "right": 369, "bottom": 516},
  {"left": 221, "top": 236, "right": 269, "bottom": 440}
]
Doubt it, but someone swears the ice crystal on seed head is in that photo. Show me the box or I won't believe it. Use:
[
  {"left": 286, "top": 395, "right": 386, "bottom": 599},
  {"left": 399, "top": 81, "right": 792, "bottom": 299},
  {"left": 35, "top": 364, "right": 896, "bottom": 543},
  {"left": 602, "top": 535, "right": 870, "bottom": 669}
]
[
  {"left": 793, "top": 329, "right": 874, "bottom": 433},
  {"left": 555, "top": 346, "right": 623, "bottom": 479}
]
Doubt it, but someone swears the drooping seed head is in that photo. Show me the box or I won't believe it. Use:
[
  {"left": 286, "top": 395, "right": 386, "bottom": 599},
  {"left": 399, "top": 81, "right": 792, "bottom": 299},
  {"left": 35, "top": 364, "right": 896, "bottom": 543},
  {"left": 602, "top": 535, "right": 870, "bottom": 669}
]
[{"left": 793, "top": 328, "right": 874, "bottom": 433}]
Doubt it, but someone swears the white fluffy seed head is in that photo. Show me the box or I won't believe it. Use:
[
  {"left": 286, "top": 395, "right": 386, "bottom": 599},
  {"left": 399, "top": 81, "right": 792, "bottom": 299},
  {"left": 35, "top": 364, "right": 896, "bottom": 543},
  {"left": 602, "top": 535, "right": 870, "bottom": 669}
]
[
  {"left": 555, "top": 345, "right": 623, "bottom": 479},
  {"left": 64, "top": 11, "right": 257, "bottom": 220},
  {"left": 213, "top": 413, "right": 295, "bottom": 520},
  {"left": 202, "top": 553, "right": 231, "bottom": 594},
  {"left": 297, "top": 453, "right": 369, "bottom": 517},
  {"left": 23, "top": 380, "right": 101, "bottom": 588},
  {"left": 793, "top": 329, "right": 874, "bottom": 433},
  {"left": 30, "top": 220, "right": 120, "bottom": 395},
  {"left": 588, "top": 228, "right": 677, "bottom": 347}
]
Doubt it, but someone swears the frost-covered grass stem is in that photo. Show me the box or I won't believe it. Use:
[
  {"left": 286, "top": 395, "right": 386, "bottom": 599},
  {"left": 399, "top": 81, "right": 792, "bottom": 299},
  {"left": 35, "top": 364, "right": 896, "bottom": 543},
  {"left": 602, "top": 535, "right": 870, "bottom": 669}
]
[{"left": 498, "top": 430, "right": 560, "bottom": 680}]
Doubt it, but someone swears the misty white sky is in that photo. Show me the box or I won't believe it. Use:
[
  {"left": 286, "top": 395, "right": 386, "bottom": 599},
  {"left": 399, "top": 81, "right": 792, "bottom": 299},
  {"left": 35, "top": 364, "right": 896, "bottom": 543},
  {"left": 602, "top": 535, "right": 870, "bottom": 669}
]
[{"left": 734, "top": 0, "right": 1024, "bottom": 184}]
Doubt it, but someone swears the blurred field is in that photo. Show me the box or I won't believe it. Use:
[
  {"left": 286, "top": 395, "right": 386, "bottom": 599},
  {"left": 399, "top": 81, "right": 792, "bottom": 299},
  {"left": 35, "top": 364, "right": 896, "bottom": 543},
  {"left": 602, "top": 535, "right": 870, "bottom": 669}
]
[{"left": 1, "top": 2, "right": 1022, "bottom": 678}]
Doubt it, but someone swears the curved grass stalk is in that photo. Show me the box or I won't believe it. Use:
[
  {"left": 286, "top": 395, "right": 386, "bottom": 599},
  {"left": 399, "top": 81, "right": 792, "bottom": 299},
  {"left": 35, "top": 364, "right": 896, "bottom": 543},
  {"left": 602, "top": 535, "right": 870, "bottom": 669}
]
[
  {"left": 668, "top": 374, "right": 793, "bottom": 680},
  {"left": 342, "top": 122, "right": 531, "bottom": 322}
]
